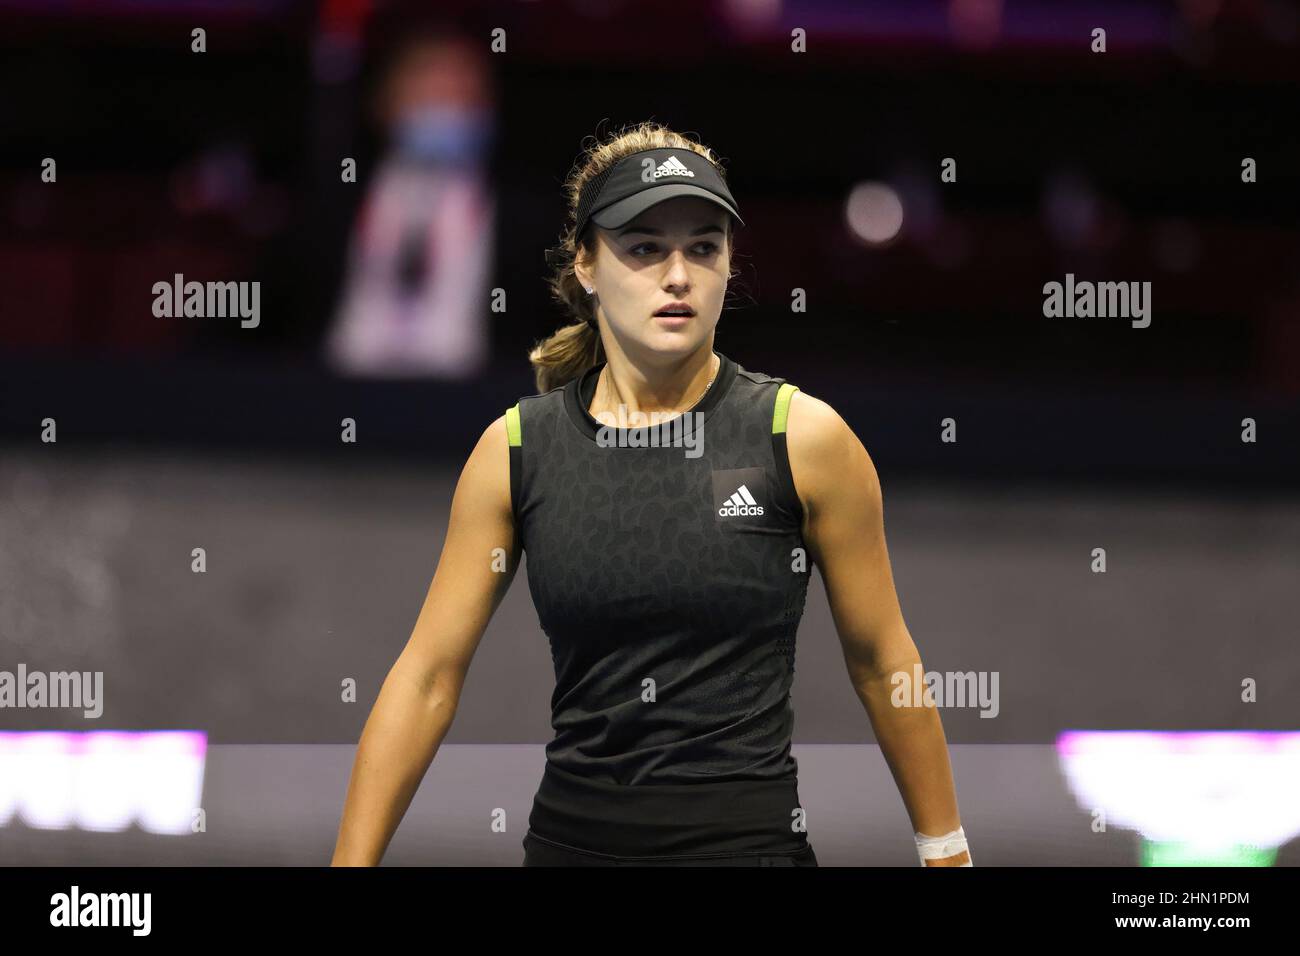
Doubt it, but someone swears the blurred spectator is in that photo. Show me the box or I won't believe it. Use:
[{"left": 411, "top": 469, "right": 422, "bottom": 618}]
[{"left": 325, "top": 29, "right": 496, "bottom": 379}]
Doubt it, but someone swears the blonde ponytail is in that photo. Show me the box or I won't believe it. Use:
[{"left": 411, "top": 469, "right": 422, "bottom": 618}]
[{"left": 527, "top": 318, "right": 603, "bottom": 395}]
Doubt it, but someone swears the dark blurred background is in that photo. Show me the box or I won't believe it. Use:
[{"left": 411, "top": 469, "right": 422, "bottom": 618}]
[
  {"left": 3, "top": 0, "right": 1298, "bottom": 474},
  {"left": 1, "top": 0, "right": 1297, "bottom": 865}
]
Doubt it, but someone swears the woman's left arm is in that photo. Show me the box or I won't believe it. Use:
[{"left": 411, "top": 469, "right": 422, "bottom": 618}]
[{"left": 785, "top": 390, "right": 970, "bottom": 866}]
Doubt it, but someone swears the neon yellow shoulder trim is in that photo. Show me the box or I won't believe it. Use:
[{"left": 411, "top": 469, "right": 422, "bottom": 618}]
[
  {"left": 772, "top": 383, "right": 799, "bottom": 434},
  {"left": 505, "top": 403, "right": 521, "bottom": 447}
]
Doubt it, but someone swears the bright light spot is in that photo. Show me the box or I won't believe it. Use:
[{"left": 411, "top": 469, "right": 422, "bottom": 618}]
[
  {"left": 137, "top": 732, "right": 206, "bottom": 834},
  {"left": 15, "top": 733, "right": 76, "bottom": 830},
  {"left": 0, "top": 731, "right": 206, "bottom": 834},
  {"left": 1057, "top": 731, "right": 1300, "bottom": 855},
  {"left": 846, "top": 182, "right": 905, "bottom": 246},
  {"left": 79, "top": 733, "right": 139, "bottom": 832}
]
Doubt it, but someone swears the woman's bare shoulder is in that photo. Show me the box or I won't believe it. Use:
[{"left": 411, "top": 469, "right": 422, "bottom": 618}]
[
  {"left": 455, "top": 415, "right": 512, "bottom": 518},
  {"left": 784, "top": 389, "right": 879, "bottom": 515}
]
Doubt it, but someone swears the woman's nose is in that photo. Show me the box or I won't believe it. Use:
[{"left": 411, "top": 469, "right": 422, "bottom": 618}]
[{"left": 663, "top": 250, "right": 690, "bottom": 288}]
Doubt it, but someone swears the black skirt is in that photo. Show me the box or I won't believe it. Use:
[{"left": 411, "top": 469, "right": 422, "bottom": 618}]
[{"left": 522, "top": 760, "right": 817, "bottom": 865}]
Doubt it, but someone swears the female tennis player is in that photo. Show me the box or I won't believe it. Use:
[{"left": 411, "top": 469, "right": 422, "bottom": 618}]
[{"left": 331, "top": 122, "right": 971, "bottom": 867}]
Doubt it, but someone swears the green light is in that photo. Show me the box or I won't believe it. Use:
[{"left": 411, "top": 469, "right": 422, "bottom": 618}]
[{"left": 1141, "top": 840, "right": 1276, "bottom": 867}]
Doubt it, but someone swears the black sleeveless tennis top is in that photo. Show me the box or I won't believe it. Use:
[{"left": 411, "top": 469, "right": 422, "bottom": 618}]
[{"left": 506, "top": 350, "right": 812, "bottom": 790}]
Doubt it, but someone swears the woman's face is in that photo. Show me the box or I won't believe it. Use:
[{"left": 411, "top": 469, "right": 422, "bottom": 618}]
[{"left": 576, "top": 196, "right": 731, "bottom": 359}]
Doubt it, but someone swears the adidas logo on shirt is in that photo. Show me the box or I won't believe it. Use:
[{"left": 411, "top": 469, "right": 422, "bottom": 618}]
[
  {"left": 718, "top": 484, "right": 764, "bottom": 517},
  {"left": 653, "top": 155, "right": 695, "bottom": 179}
]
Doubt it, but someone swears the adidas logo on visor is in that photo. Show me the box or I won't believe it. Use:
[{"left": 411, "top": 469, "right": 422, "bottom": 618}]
[
  {"left": 653, "top": 155, "right": 695, "bottom": 179},
  {"left": 718, "top": 484, "right": 764, "bottom": 517}
]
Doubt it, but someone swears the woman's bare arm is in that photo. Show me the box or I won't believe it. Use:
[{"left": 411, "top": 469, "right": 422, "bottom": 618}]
[
  {"left": 331, "top": 415, "right": 519, "bottom": 865},
  {"left": 786, "top": 390, "right": 970, "bottom": 866}
]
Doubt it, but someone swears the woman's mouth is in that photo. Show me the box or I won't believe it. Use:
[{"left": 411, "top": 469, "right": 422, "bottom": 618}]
[{"left": 653, "top": 302, "right": 696, "bottom": 320}]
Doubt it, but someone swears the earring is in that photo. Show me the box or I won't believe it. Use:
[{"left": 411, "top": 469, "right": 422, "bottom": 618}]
[{"left": 584, "top": 286, "right": 594, "bottom": 295}]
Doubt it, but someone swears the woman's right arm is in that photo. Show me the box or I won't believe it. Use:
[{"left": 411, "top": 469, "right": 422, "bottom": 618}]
[{"left": 331, "top": 414, "right": 519, "bottom": 866}]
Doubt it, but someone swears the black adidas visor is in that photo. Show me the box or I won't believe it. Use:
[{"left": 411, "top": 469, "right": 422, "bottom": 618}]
[{"left": 574, "top": 147, "right": 744, "bottom": 242}]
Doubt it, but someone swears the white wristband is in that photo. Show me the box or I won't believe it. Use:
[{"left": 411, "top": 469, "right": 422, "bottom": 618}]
[{"left": 915, "top": 826, "right": 972, "bottom": 866}]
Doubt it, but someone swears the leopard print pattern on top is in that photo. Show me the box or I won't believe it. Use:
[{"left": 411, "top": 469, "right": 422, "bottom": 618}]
[{"left": 511, "top": 352, "right": 812, "bottom": 786}]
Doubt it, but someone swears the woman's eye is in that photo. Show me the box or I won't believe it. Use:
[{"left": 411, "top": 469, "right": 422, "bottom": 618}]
[{"left": 628, "top": 241, "right": 718, "bottom": 256}]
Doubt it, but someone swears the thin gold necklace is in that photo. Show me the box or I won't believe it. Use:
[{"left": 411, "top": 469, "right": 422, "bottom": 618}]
[
  {"left": 689, "top": 352, "right": 720, "bottom": 409},
  {"left": 597, "top": 353, "right": 718, "bottom": 416}
]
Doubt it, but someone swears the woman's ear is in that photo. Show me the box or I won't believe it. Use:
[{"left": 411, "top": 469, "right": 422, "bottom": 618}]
[{"left": 573, "top": 245, "right": 594, "bottom": 294}]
